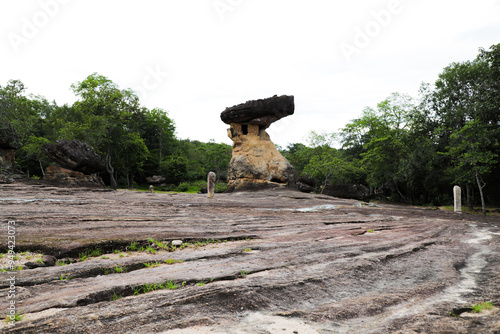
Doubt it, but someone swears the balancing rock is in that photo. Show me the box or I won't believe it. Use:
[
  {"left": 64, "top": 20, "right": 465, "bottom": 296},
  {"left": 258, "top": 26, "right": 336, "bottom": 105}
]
[{"left": 221, "top": 95, "right": 294, "bottom": 192}]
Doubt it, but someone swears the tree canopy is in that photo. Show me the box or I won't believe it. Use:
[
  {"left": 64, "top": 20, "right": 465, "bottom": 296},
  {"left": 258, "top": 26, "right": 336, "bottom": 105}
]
[
  {"left": 0, "top": 73, "right": 231, "bottom": 190},
  {"left": 281, "top": 44, "right": 500, "bottom": 210}
]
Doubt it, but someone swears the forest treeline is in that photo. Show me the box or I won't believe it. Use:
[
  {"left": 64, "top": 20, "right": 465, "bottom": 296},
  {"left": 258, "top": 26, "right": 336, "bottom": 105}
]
[
  {"left": 283, "top": 44, "right": 500, "bottom": 211},
  {"left": 0, "top": 44, "right": 499, "bottom": 210},
  {"left": 0, "top": 73, "right": 232, "bottom": 190}
]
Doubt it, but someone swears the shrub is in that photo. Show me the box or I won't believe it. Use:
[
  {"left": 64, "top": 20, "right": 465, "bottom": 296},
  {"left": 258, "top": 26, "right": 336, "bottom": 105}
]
[
  {"left": 215, "top": 183, "right": 227, "bottom": 193},
  {"left": 176, "top": 182, "right": 190, "bottom": 192}
]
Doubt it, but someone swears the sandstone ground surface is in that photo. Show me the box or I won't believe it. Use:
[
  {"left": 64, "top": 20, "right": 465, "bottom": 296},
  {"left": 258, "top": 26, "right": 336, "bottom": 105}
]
[{"left": 0, "top": 180, "right": 499, "bottom": 333}]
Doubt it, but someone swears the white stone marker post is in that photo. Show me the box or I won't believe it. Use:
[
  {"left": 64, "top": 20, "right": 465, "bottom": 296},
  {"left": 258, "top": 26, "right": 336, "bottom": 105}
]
[
  {"left": 453, "top": 185, "right": 462, "bottom": 213},
  {"left": 207, "top": 172, "right": 216, "bottom": 199}
]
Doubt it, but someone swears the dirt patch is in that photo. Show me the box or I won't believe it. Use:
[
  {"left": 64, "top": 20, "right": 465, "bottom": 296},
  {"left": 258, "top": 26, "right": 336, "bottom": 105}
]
[{"left": 0, "top": 181, "right": 499, "bottom": 333}]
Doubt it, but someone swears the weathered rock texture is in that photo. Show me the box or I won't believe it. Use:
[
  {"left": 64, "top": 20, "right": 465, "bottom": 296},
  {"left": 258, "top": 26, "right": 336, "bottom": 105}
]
[
  {"left": 0, "top": 147, "right": 15, "bottom": 169},
  {"left": 0, "top": 181, "right": 499, "bottom": 333},
  {"left": 42, "top": 139, "right": 106, "bottom": 175},
  {"left": 44, "top": 165, "right": 105, "bottom": 187},
  {"left": 41, "top": 139, "right": 106, "bottom": 187},
  {"left": 221, "top": 95, "right": 295, "bottom": 128},
  {"left": 221, "top": 95, "right": 294, "bottom": 192}
]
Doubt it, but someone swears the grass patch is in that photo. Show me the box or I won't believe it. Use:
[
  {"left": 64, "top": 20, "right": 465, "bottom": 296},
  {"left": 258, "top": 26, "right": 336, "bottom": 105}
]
[
  {"left": 114, "top": 266, "right": 126, "bottom": 273},
  {"left": 144, "top": 261, "right": 162, "bottom": 268},
  {"left": 367, "top": 229, "right": 375, "bottom": 233},
  {"left": 471, "top": 302, "right": 494, "bottom": 313},
  {"left": 128, "top": 181, "right": 227, "bottom": 194},
  {"left": 133, "top": 280, "right": 184, "bottom": 295},
  {"left": 103, "top": 266, "right": 127, "bottom": 275},
  {"left": 112, "top": 291, "right": 122, "bottom": 301},
  {"left": 59, "top": 274, "right": 72, "bottom": 280},
  {"left": 79, "top": 247, "right": 102, "bottom": 261},
  {"left": 439, "top": 206, "right": 500, "bottom": 216},
  {"left": 4, "top": 311, "right": 24, "bottom": 324}
]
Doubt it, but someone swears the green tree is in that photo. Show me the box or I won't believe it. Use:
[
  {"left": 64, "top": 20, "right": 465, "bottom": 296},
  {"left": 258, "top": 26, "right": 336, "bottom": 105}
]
[
  {"left": 202, "top": 140, "right": 232, "bottom": 181},
  {"left": 282, "top": 143, "right": 312, "bottom": 175},
  {"left": 159, "top": 155, "right": 188, "bottom": 184},
  {"left": 303, "top": 150, "right": 360, "bottom": 193},
  {"left": 431, "top": 52, "right": 499, "bottom": 208},
  {"left": 340, "top": 93, "right": 423, "bottom": 201},
  {"left": 0, "top": 80, "right": 39, "bottom": 147},
  {"left": 19, "top": 136, "right": 50, "bottom": 176},
  {"left": 476, "top": 44, "right": 500, "bottom": 126},
  {"left": 118, "top": 132, "right": 150, "bottom": 188},
  {"left": 132, "top": 107, "right": 176, "bottom": 170},
  {"left": 445, "top": 120, "right": 498, "bottom": 214},
  {"left": 69, "top": 73, "right": 148, "bottom": 189}
]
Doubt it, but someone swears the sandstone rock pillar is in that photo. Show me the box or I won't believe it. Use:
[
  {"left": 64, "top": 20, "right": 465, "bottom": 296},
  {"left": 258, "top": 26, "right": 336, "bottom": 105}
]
[
  {"left": 207, "top": 172, "right": 216, "bottom": 198},
  {"left": 454, "top": 185, "right": 462, "bottom": 213},
  {"left": 220, "top": 95, "right": 294, "bottom": 192}
]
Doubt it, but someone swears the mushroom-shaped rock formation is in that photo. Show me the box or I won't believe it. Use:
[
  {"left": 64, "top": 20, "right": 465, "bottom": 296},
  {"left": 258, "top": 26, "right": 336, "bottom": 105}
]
[{"left": 221, "top": 95, "right": 295, "bottom": 192}]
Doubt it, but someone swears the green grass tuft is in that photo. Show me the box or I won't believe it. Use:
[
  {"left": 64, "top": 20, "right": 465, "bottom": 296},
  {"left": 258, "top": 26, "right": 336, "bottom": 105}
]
[
  {"left": 471, "top": 302, "right": 494, "bottom": 313},
  {"left": 4, "top": 311, "right": 24, "bottom": 323}
]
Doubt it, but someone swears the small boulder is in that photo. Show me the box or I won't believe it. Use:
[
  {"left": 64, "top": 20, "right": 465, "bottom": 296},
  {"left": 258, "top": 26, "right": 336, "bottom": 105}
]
[
  {"left": 24, "top": 261, "right": 45, "bottom": 269},
  {"left": 146, "top": 175, "right": 168, "bottom": 185},
  {"left": 41, "top": 255, "right": 57, "bottom": 267},
  {"left": 172, "top": 240, "right": 183, "bottom": 246},
  {"left": 297, "top": 182, "right": 315, "bottom": 193},
  {"left": 24, "top": 255, "right": 57, "bottom": 269},
  {"left": 323, "top": 184, "right": 370, "bottom": 201}
]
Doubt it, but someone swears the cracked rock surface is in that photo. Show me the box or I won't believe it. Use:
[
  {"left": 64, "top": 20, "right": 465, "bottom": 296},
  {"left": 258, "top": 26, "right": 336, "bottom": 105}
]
[{"left": 0, "top": 181, "right": 499, "bottom": 333}]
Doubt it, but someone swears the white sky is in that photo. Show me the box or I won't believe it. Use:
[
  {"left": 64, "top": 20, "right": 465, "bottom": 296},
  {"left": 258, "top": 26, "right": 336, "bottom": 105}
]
[{"left": 1, "top": 0, "right": 499, "bottom": 147}]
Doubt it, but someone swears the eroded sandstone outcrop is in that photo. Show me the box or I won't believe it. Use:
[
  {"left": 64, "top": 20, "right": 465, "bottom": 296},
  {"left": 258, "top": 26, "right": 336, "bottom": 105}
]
[
  {"left": 44, "top": 165, "right": 105, "bottom": 187},
  {"left": 0, "top": 127, "right": 24, "bottom": 183},
  {"left": 42, "top": 139, "right": 105, "bottom": 187},
  {"left": 42, "top": 139, "right": 106, "bottom": 175},
  {"left": 221, "top": 95, "right": 294, "bottom": 192}
]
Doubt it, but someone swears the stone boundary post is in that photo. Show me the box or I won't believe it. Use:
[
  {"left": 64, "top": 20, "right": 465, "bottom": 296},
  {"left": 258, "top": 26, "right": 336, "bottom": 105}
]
[
  {"left": 453, "top": 185, "right": 462, "bottom": 213},
  {"left": 208, "top": 172, "right": 216, "bottom": 199}
]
